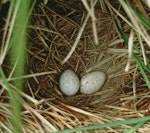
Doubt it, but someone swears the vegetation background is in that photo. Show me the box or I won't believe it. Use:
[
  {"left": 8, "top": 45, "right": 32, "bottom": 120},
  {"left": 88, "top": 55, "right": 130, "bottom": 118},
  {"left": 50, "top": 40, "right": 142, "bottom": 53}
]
[{"left": 0, "top": 0, "right": 150, "bottom": 133}]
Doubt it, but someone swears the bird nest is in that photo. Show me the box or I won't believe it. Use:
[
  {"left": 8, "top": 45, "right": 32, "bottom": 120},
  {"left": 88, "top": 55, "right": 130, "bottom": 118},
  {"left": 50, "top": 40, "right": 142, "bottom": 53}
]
[{"left": 1, "top": 0, "right": 150, "bottom": 132}]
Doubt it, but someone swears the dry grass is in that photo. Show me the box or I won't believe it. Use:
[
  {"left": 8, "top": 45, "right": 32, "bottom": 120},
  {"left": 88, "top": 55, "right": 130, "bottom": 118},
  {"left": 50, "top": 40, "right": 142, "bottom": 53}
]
[{"left": 1, "top": 0, "right": 150, "bottom": 132}]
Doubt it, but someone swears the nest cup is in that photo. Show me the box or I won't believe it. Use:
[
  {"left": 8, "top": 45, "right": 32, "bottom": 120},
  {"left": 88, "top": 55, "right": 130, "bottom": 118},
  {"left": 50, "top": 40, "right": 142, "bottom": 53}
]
[
  {"left": 3, "top": 0, "right": 149, "bottom": 132},
  {"left": 29, "top": 1, "right": 115, "bottom": 103}
]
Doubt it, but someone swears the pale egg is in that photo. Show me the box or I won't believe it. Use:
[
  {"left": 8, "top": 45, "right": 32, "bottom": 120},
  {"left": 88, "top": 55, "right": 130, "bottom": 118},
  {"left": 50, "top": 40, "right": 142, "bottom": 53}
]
[
  {"left": 80, "top": 71, "right": 106, "bottom": 95},
  {"left": 59, "top": 69, "right": 80, "bottom": 96}
]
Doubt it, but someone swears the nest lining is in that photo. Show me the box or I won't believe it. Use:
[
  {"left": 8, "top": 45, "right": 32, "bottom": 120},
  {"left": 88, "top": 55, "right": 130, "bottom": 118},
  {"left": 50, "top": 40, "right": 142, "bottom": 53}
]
[
  {"left": 25, "top": 1, "right": 150, "bottom": 132},
  {"left": 1, "top": 0, "right": 150, "bottom": 132}
]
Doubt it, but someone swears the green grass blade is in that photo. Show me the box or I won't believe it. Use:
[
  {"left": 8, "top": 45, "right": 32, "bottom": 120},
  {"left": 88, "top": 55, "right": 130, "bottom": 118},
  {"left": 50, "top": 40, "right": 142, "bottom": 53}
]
[
  {"left": 123, "top": 121, "right": 146, "bottom": 133},
  {"left": 1, "top": 0, "right": 32, "bottom": 132},
  {"left": 0, "top": 67, "right": 13, "bottom": 97},
  {"left": 114, "top": 20, "right": 150, "bottom": 89},
  {"left": 115, "top": 20, "right": 150, "bottom": 72},
  {"left": 135, "top": 12, "right": 150, "bottom": 30},
  {"left": 115, "top": 20, "right": 141, "bottom": 54},
  {"left": 119, "top": 0, "right": 150, "bottom": 30},
  {"left": 53, "top": 116, "right": 150, "bottom": 133},
  {"left": 0, "top": 66, "right": 24, "bottom": 132},
  {"left": 133, "top": 54, "right": 150, "bottom": 89}
]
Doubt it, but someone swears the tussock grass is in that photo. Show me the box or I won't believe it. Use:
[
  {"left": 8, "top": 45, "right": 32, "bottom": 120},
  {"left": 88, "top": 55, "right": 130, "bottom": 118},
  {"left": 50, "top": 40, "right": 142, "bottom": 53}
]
[{"left": 0, "top": 0, "right": 150, "bottom": 132}]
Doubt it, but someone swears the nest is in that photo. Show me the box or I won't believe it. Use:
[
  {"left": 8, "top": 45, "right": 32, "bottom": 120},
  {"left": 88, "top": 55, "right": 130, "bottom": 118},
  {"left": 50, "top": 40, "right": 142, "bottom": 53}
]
[{"left": 1, "top": 0, "right": 150, "bottom": 132}]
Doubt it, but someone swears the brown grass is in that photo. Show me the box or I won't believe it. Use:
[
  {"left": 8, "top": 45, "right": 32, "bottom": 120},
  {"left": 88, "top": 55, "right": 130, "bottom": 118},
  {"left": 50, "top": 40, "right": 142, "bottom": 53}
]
[{"left": 1, "top": 0, "right": 150, "bottom": 132}]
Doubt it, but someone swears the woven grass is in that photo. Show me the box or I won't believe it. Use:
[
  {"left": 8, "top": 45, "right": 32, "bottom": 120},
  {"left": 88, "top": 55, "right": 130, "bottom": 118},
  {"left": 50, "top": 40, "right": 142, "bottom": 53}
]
[{"left": 1, "top": 0, "right": 150, "bottom": 132}]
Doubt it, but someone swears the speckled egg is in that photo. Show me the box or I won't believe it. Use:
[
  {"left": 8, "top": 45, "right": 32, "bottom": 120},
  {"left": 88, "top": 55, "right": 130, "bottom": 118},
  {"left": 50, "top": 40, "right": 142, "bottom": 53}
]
[
  {"left": 59, "top": 69, "right": 80, "bottom": 96},
  {"left": 80, "top": 71, "right": 106, "bottom": 95}
]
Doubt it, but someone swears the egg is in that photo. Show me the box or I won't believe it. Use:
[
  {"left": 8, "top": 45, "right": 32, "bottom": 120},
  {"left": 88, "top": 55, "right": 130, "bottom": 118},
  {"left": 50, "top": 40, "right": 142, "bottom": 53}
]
[
  {"left": 80, "top": 71, "right": 106, "bottom": 95},
  {"left": 59, "top": 69, "right": 80, "bottom": 96}
]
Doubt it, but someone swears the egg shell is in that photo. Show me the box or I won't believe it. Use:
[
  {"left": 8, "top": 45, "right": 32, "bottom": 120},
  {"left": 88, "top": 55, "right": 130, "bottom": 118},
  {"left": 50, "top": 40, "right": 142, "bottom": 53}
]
[
  {"left": 80, "top": 71, "right": 106, "bottom": 95},
  {"left": 59, "top": 69, "right": 80, "bottom": 96}
]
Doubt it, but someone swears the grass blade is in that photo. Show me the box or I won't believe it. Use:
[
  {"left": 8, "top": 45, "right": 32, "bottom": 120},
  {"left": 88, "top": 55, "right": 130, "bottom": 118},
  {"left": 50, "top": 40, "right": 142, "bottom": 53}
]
[
  {"left": 53, "top": 116, "right": 150, "bottom": 133},
  {"left": 115, "top": 20, "right": 150, "bottom": 89},
  {"left": 0, "top": 0, "right": 32, "bottom": 132},
  {"left": 123, "top": 121, "right": 146, "bottom": 133}
]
